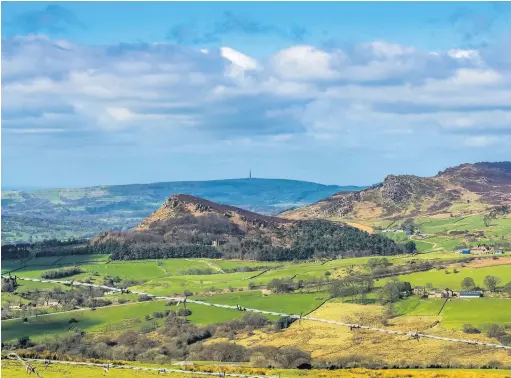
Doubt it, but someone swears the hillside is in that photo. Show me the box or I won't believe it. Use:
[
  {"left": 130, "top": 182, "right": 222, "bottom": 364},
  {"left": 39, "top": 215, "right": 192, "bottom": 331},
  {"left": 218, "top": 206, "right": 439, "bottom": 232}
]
[
  {"left": 282, "top": 162, "right": 511, "bottom": 225},
  {"left": 90, "top": 194, "right": 403, "bottom": 261},
  {"left": 1, "top": 178, "right": 362, "bottom": 244}
]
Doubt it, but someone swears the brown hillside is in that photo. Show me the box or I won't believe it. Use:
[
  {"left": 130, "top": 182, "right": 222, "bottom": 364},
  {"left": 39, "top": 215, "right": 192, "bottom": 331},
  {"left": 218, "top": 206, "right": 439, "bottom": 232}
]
[
  {"left": 282, "top": 162, "right": 511, "bottom": 222},
  {"left": 137, "top": 194, "right": 291, "bottom": 232}
]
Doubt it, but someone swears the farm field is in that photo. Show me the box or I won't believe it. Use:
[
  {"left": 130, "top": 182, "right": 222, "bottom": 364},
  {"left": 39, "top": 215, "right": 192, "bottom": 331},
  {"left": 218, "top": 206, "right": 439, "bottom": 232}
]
[
  {"left": 379, "top": 265, "right": 511, "bottom": 290},
  {"left": 441, "top": 299, "right": 511, "bottom": 329},
  {"left": 195, "top": 291, "right": 328, "bottom": 315},
  {"left": 1, "top": 299, "right": 248, "bottom": 342}
]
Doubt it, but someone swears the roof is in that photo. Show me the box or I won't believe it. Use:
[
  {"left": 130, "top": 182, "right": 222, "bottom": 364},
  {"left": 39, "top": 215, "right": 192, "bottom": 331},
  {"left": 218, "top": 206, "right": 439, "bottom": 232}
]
[{"left": 459, "top": 291, "right": 482, "bottom": 296}]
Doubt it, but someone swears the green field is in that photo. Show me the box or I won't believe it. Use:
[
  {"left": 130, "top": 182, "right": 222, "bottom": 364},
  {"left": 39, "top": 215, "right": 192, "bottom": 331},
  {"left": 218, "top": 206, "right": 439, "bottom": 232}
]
[
  {"left": 441, "top": 299, "right": 511, "bottom": 329},
  {"left": 195, "top": 291, "right": 328, "bottom": 315},
  {"left": 392, "top": 297, "right": 446, "bottom": 316},
  {"left": 380, "top": 265, "right": 511, "bottom": 290},
  {"left": 1, "top": 300, "right": 249, "bottom": 342}
]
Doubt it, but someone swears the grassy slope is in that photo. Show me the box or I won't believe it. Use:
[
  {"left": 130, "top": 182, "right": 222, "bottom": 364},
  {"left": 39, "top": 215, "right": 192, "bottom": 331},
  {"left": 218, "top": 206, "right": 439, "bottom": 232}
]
[{"left": 238, "top": 301, "right": 511, "bottom": 366}]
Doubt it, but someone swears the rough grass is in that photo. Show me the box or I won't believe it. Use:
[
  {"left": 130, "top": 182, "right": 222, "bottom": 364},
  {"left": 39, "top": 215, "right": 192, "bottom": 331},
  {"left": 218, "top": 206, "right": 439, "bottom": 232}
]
[
  {"left": 237, "top": 302, "right": 511, "bottom": 366},
  {"left": 3, "top": 360, "right": 510, "bottom": 378}
]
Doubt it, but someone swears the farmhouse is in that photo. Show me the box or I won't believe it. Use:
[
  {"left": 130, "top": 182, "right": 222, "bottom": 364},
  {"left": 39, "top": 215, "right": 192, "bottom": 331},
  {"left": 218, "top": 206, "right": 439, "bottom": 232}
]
[
  {"left": 459, "top": 291, "right": 483, "bottom": 298},
  {"left": 470, "top": 245, "right": 492, "bottom": 255},
  {"left": 413, "top": 286, "right": 426, "bottom": 296},
  {"left": 211, "top": 239, "right": 227, "bottom": 247}
]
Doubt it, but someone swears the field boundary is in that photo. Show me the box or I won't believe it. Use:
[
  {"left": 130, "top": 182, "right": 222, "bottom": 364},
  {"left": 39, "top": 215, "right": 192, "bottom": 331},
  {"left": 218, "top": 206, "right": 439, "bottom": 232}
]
[
  {"left": 7, "top": 275, "right": 511, "bottom": 351},
  {"left": 437, "top": 298, "right": 449, "bottom": 316},
  {"left": 52, "top": 256, "right": 66, "bottom": 266},
  {"left": 246, "top": 269, "right": 269, "bottom": 280}
]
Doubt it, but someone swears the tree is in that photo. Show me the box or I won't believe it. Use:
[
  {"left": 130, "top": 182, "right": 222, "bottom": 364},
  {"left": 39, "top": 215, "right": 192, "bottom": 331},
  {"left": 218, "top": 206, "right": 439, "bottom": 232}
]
[
  {"left": 401, "top": 219, "right": 416, "bottom": 234},
  {"left": 403, "top": 241, "right": 417, "bottom": 253},
  {"left": 503, "top": 281, "right": 511, "bottom": 294},
  {"left": 487, "top": 324, "right": 505, "bottom": 338},
  {"left": 461, "top": 277, "right": 476, "bottom": 290},
  {"left": 483, "top": 275, "right": 501, "bottom": 292},
  {"left": 379, "top": 278, "right": 406, "bottom": 304}
]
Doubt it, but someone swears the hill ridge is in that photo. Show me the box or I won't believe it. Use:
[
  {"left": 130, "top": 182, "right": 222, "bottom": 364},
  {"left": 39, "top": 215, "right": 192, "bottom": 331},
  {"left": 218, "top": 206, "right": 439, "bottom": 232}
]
[{"left": 282, "top": 162, "right": 511, "bottom": 222}]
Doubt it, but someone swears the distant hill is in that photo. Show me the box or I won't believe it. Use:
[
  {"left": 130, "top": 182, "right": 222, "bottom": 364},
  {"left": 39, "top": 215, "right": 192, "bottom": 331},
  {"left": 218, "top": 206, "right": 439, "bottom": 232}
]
[
  {"left": 90, "top": 194, "right": 403, "bottom": 261},
  {"left": 1, "top": 178, "right": 363, "bottom": 244},
  {"left": 282, "top": 162, "right": 511, "bottom": 225}
]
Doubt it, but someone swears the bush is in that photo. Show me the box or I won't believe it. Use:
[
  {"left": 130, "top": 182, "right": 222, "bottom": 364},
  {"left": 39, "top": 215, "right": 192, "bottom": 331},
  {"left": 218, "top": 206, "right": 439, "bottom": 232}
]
[
  {"left": 41, "top": 267, "right": 83, "bottom": 279},
  {"left": 267, "top": 279, "right": 295, "bottom": 293},
  {"left": 180, "top": 268, "right": 215, "bottom": 275},
  {"left": 138, "top": 295, "right": 153, "bottom": 302},
  {"left": 487, "top": 324, "right": 505, "bottom": 338},
  {"left": 177, "top": 309, "right": 192, "bottom": 317},
  {"left": 463, "top": 324, "right": 481, "bottom": 334}
]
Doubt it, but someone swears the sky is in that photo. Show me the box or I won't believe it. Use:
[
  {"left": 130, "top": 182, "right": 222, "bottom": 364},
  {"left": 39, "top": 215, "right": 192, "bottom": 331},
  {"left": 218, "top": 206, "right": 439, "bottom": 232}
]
[{"left": 2, "top": 1, "right": 511, "bottom": 189}]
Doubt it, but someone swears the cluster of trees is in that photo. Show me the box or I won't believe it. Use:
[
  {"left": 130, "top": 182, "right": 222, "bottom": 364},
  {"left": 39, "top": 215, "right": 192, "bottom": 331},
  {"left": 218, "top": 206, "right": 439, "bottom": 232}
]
[
  {"left": 89, "top": 218, "right": 404, "bottom": 262},
  {"left": 483, "top": 205, "right": 510, "bottom": 227},
  {"left": 378, "top": 278, "right": 412, "bottom": 304},
  {"left": 40, "top": 267, "right": 84, "bottom": 279},
  {"left": 462, "top": 275, "right": 509, "bottom": 293},
  {"left": 6, "top": 312, "right": 310, "bottom": 368},
  {"left": 1, "top": 238, "right": 89, "bottom": 260},
  {"left": 329, "top": 276, "right": 374, "bottom": 303},
  {"left": 266, "top": 279, "right": 302, "bottom": 293},
  {"left": 464, "top": 323, "right": 509, "bottom": 344},
  {"left": 1, "top": 277, "right": 18, "bottom": 293}
]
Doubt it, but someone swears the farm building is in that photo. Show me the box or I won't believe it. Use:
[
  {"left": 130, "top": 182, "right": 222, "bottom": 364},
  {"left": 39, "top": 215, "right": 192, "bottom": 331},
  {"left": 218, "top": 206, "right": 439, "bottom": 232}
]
[
  {"left": 459, "top": 291, "right": 483, "bottom": 298},
  {"left": 470, "top": 245, "right": 492, "bottom": 255},
  {"left": 428, "top": 288, "right": 455, "bottom": 298},
  {"left": 495, "top": 249, "right": 504, "bottom": 255},
  {"left": 413, "top": 286, "right": 427, "bottom": 296},
  {"left": 457, "top": 248, "right": 471, "bottom": 255}
]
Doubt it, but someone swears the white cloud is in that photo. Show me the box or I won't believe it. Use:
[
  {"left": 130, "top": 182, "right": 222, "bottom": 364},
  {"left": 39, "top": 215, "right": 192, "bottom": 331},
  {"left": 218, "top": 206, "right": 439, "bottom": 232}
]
[
  {"left": 271, "top": 45, "right": 341, "bottom": 80},
  {"left": 464, "top": 136, "right": 498, "bottom": 147},
  {"left": 2, "top": 35, "right": 510, "bottom": 159}
]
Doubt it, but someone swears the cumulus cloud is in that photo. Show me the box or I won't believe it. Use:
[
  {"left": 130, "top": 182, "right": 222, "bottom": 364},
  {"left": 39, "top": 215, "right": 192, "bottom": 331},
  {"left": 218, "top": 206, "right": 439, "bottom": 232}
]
[{"left": 2, "top": 35, "right": 510, "bottom": 163}]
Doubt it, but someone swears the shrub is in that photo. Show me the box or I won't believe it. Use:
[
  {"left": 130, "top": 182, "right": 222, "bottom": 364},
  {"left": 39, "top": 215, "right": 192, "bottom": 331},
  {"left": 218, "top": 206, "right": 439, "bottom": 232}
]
[
  {"left": 177, "top": 309, "right": 192, "bottom": 317},
  {"left": 487, "top": 324, "right": 505, "bottom": 338},
  {"left": 463, "top": 324, "right": 481, "bottom": 334},
  {"left": 138, "top": 295, "right": 153, "bottom": 302},
  {"left": 41, "top": 267, "right": 83, "bottom": 279}
]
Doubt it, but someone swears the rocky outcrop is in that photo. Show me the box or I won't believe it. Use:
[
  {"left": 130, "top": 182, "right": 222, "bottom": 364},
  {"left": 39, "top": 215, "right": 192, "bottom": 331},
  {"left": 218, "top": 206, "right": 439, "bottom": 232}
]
[{"left": 283, "top": 162, "right": 511, "bottom": 221}]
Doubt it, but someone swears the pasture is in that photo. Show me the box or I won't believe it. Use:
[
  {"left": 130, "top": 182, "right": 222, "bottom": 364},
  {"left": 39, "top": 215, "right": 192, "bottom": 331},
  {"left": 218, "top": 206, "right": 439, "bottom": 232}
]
[
  {"left": 380, "top": 265, "right": 511, "bottom": 290},
  {"left": 1, "top": 299, "right": 247, "bottom": 342},
  {"left": 195, "top": 291, "right": 328, "bottom": 315},
  {"left": 441, "top": 299, "right": 511, "bottom": 329}
]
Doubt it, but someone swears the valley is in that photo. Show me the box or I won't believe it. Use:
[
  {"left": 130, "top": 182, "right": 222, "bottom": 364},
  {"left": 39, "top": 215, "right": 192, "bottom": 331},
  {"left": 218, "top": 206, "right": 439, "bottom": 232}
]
[{"left": 2, "top": 162, "right": 511, "bottom": 377}]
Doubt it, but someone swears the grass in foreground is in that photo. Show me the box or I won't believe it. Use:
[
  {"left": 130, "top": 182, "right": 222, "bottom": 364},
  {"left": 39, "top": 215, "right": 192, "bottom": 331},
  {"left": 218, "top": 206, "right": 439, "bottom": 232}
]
[{"left": 2, "top": 360, "right": 511, "bottom": 378}]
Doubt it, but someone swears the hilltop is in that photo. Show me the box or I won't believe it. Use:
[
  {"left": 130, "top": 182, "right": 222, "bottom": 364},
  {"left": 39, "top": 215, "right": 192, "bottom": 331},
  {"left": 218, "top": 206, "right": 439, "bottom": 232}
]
[
  {"left": 282, "top": 162, "right": 511, "bottom": 224},
  {"left": 1, "top": 178, "right": 362, "bottom": 244},
  {"left": 90, "top": 194, "right": 403, "bottom": 261}
]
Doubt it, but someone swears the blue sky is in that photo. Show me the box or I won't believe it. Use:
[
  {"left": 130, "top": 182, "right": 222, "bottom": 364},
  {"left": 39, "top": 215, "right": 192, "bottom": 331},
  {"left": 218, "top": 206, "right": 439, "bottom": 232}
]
[{"left": 2, "top": 2, "right": 511, "bottom": 189}]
